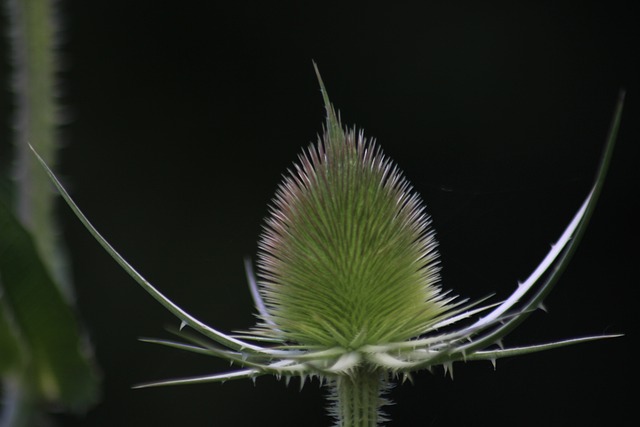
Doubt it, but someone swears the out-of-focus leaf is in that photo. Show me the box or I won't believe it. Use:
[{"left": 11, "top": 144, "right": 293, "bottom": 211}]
[{"left": 0, "top": 197, "right": 99, "bottom": 409}]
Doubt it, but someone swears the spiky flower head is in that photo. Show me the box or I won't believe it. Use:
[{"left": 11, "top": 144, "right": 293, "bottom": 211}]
[
  {"left": 256, "top": 73, "right": 451, "bottom": 350},
  {"left": 32, "top": 66, "right": 623, "bottom": 426}
]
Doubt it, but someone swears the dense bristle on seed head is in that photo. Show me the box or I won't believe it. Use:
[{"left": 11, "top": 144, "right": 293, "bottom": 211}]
[{"left": 256, "top": 88, "right": 448, "bottom": 349}]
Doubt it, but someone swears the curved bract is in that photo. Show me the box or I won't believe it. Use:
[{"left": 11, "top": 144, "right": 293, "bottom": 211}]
[{"left": 31, "top": 66, "right": 624, "bottom": 426}]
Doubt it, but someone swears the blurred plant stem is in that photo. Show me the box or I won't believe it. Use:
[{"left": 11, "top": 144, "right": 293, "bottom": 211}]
[
  {"left": 3, "top": 1, "right": 58, "bottom": 426},
  {"left": 5, "top": 0, "right": 70, "bottom": 295},
  {"left": 1, "top": 0, "right": 95, "bottom": 426}
]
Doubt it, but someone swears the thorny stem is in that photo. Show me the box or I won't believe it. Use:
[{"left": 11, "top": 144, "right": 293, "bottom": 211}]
[
  {"left": 329, "top": 367, "right": 389, "bottom": 427},
  {"left": 5, "top": 0, "right": 71, "bottom": 297},
  {"left": 2, "top": 0, "right": 67, "bottom": 425}
]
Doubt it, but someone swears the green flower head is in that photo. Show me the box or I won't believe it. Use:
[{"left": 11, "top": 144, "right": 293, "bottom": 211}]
[
  {"left": 256, "top": 70, "right": 450, "bottom": 349},
  {"left": 32, "top": 64, "right": 623, "bottom": 426}
]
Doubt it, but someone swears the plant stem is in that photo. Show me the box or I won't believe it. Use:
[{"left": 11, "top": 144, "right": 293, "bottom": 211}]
[
  {"left": 2, "top": 0, "right": 70, "bottom": 424},
  {"left": 330, "top": 367, "right": 388, "bottom": 427},
  {"left": 6, "top": 0, "right": 71, "bottom": 298}
]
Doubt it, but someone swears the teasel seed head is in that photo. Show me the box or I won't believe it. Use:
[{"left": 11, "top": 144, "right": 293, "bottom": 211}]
[{"left": 255, "top": 68, "right": 452, "bottom": 350}]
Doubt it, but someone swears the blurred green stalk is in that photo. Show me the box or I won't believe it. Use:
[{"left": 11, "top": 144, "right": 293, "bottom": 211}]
[
  {"left": 6, "top": 0, "right": 69, "bottom": 295},
  {"left": 3, "top": 0, "right": 70, "bottom": 425}
]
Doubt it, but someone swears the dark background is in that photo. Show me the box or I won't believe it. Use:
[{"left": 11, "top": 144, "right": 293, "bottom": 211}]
[{"left": 1, "top": 1, "right": 637, "bottom": 426}]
